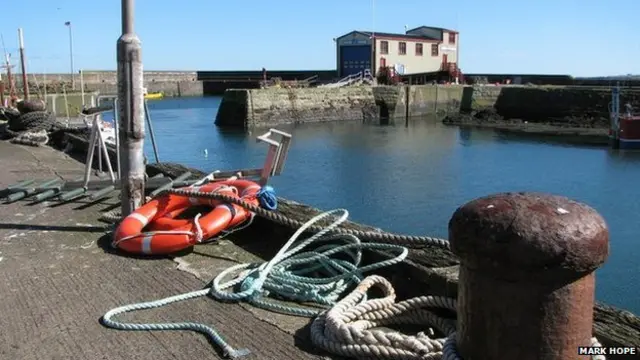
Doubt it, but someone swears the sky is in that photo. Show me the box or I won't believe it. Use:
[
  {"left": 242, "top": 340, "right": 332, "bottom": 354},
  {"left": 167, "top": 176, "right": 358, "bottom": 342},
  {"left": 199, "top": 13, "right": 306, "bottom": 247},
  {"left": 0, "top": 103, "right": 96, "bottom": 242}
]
[{"left": 1, "top": 0, "right": 639, "bottom": 77}]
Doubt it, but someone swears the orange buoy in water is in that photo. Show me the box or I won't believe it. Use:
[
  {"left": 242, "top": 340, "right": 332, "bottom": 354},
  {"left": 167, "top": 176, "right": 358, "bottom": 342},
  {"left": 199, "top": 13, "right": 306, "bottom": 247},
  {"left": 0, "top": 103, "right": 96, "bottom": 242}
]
[{"left": 112, "top": 179, "right": 261, "bottom": 255}]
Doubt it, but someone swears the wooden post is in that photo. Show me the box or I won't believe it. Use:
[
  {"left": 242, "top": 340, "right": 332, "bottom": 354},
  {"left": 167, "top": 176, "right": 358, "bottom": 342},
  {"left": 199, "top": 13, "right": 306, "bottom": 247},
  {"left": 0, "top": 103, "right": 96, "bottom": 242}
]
[
  {"left": 449, "top": 192, "right": 609, "bottom": 360},
  {"left": 0, "top": 75, "right": 4, "bottom": 106},
  {"left": 404, "top": 85, "right": 410, "bottom": 126},
  {"left": 434, "top": 84, "right": 439, "bottom": 116},
  {"left": 117, "top": 0, "right": 146, "bottom": 216}
]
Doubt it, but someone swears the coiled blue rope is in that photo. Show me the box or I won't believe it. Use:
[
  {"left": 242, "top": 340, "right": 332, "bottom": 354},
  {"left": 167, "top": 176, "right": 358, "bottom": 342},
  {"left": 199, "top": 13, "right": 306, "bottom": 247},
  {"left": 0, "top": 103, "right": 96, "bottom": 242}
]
[
  {"left": 101, "top": 208, "right": 408, "bottom": 358},
  {"left": 257, "top": 185, "right": 278, "bottom": 210}
]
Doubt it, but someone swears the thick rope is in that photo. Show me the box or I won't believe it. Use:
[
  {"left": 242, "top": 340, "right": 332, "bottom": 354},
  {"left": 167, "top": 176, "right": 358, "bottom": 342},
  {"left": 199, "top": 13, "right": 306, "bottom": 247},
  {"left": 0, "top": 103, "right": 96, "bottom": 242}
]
[
  {"left": 99, "top": 186, "right": 449, "bottom": 249},
  {"left": 9, "top": 129, "right": 50, "bottom": 147},
  {"left": 102, "top": 208, "right": 409, "bottom": 358},
  {"left": 311, "top": 275, "right": 607, "bottom": 360},
  {"left": 161, "top": 188, "right": 450, "bottom": 249},
  {"left": 311, "top": 275, "right": 459, "bottom": 360},
  {"left": 100, "top": 183, "right": 606, "bottom": 360}
]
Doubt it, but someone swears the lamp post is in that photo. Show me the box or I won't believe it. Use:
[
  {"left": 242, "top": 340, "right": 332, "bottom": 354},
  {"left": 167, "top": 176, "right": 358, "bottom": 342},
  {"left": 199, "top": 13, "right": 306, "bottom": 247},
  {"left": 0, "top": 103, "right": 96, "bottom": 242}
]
[
  {"left": 64, "top": 21, "right": 75, "bottom": 90},
  {"left": 117, "top": 0, "right": 145, "bottom": 216}
]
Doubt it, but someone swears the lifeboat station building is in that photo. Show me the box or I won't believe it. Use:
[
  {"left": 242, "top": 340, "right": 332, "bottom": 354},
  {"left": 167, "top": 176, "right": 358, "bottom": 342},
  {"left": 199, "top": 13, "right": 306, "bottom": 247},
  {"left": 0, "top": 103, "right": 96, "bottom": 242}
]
[{"left": 334, "top": 26, "right": 459, "bottom": 78}]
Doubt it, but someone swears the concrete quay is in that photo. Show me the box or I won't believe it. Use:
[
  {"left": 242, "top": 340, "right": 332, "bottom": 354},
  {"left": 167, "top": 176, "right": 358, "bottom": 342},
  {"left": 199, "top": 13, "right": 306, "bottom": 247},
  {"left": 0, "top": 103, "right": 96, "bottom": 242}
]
[
  {"left": 1, "top": 140, "right": 638, "bottom": 360},
  {"left": 0, "top": 141, "right": 325, "bottom": 360}
]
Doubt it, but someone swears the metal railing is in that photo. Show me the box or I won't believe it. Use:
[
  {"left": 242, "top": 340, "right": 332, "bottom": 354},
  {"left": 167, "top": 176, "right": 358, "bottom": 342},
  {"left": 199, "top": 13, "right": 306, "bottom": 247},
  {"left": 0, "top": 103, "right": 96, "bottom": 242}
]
[{"left": 319, "top": 69, "right": 375, "bottom": 88}]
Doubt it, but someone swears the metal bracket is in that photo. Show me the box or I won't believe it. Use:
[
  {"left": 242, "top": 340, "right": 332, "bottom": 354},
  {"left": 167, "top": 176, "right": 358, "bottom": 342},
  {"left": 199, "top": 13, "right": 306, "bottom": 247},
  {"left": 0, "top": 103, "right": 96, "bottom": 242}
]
[
  {"left": 256, "top": 129, "right": 292, "bottom": 186},
  {"left": 83, "top": 113, "right": 117, "bottom": 187}
]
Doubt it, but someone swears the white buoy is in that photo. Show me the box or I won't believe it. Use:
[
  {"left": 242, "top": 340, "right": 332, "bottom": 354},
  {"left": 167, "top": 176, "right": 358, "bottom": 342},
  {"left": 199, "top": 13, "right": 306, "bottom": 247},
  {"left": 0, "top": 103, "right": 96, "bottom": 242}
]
[{"left": 203, "top": 149, "right": 208, "bottom": 157}]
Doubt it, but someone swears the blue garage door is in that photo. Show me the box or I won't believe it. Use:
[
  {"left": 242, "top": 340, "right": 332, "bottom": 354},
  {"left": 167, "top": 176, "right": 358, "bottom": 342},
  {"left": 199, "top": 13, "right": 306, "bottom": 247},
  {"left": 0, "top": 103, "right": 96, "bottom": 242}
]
[{"left": 340, "top": 45, "right": 371, "bottom": 77}]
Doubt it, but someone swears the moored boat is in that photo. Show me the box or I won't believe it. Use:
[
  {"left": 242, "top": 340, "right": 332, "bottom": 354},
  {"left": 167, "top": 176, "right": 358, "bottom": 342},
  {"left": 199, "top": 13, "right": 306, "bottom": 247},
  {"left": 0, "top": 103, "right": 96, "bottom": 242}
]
[
  {"left": 143, "top": 87, "right": 164, "bottom": 100},
  {"left": 144, "top": 92, "right": 164, "bottom": 100},
  {"left": 619, "top": 114, "right": 640, "bottom": 149}
]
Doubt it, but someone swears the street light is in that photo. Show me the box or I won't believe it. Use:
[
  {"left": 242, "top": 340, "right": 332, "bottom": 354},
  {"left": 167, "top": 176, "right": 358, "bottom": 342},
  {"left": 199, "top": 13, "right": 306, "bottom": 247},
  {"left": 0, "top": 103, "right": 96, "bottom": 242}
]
[{"left": 64, "top": 21, "right": 75, "bottom": 90}]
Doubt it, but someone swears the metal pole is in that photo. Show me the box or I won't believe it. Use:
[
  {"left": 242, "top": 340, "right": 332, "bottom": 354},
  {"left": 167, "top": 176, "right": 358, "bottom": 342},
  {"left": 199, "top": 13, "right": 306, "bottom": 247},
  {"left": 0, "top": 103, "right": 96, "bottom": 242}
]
[
  {"left": 5, "top": 54, "right": 15, "bottom": 99},
  {"left": 370, "top": 0, "right": 375, "bottom": 76},
  {"left": 117, "top": 0, "right": 146, "bottom": 216},
  {"left": 144, "top": 99, "right": 160, "bottom": 163},
  {"left": 65, "top": 22, "right": 75, "bottom": 90},
  {"left": 18, "top": 28, "right": 29, "bottom": 100},
  {"left": 43, "top": 70, "right": 47, "bottom": 104},
  {"left": 0, "top": 72, "right": 4, "bottom": 106},
  {"left": 80, "top": 69, "right": 85, "bottom": 107}
]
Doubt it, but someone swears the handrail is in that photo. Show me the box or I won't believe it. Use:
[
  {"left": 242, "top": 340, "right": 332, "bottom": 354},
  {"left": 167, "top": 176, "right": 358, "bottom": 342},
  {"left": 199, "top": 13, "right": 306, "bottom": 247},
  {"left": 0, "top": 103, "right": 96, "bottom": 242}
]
[
  {"left": 302, "top": 75, "right": 318, "bottom": 84},
  {"left": 317, "top": 68, "right": 375, "bottom": 88}
]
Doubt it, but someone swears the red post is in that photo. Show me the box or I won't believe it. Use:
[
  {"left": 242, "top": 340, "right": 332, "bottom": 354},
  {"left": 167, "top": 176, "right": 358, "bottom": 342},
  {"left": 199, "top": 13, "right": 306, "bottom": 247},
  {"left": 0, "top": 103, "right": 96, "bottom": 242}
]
[{"left": 449, "top": 192, "right": 609, "bottom": 360}]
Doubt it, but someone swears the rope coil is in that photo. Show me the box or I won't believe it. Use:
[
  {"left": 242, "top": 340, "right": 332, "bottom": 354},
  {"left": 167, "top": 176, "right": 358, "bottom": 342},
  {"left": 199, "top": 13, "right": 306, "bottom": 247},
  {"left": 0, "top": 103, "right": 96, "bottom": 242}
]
[
  {"left": 102, "top": 207, "right": 409, "bottom": 357},
  {"left": 101, "top": 185, "right": 608, "bottom": 360},
  {"left": 311, "top": 275, "right": 461, "bottom": 360}
]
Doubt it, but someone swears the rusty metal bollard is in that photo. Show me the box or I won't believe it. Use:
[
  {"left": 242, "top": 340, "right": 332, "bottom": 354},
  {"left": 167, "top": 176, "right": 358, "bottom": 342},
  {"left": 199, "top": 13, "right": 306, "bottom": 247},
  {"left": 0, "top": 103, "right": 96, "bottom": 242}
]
[{"left": 449, "top": 192, "right": 609, "bottom": 360}]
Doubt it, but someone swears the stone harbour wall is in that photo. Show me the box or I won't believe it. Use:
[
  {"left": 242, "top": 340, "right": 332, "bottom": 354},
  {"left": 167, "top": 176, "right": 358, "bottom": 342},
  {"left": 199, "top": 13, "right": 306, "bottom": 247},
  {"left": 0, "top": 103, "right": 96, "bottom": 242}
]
[
  {"left": 215, "top": 87, "right": 378, "bottom": 128},
  {"left": 214, "top": 84, "right": 639, "bottom": 128},
  {"left": 22, "top": 71, "right": 203, "bottom": 97},
  {"left": 491, "top": 86, "right": 640, "bottom": 126},
  {"left": 84, "top": 80, "right": 203, "bottom": 97}
]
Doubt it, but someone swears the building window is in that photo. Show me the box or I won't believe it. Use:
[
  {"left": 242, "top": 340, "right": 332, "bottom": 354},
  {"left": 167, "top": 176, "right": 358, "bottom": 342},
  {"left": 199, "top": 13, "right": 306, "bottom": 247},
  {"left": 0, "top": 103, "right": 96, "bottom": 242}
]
[
  {"left": 431, "top": 43, "right": 439, "bottom": 56},
  {"left": 449, "top": 33, "right": 456, "bottom": 44},
  {"left": 399, "top": 42, "right": 406, "bottom": 55},
  {"left": 415, "top": 43, "right": 423, "bottom": 56},
  {"left": 380, "top": 41, "right": 389, "bottom": 54}
]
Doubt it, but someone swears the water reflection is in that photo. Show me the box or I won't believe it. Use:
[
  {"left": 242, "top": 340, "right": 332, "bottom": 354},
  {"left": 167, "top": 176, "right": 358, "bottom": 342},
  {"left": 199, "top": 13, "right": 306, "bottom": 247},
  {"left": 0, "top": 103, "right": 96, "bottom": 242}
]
[{"left": 606, "top": 149, "right": 640, "bottom": 164}]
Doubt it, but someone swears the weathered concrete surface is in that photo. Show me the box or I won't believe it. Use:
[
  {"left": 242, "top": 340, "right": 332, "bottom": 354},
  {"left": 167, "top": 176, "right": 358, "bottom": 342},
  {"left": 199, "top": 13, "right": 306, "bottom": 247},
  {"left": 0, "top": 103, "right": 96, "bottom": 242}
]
[
  {"left": 0, "top": 141, "right": 329, "bottom": 360},
  {"left": 372, "top": 85, "right": 463, "bottom": 123},
  {"left": 215, "top": 84, "right": 640, "bottom": 130},
  {"left": 17, "top": 71, "right": 203, "bottom": 98},
  {"left": 87, "top": 81, "right": 203, "bottom": 98},
  {"left": 215, "top": 87, "right": 378, "bottom": 128},
  {"left": 442, "top": 110, "right": 611, "bottom": 146},
  {"left": 29, "top": 71, "right": 198, "bottom": 84},
  {"left": 4, "top": 142, "right": 637, "bottom": 360},
  {"left": 40, "top": 92, "right": 98, "bottom": 117}
]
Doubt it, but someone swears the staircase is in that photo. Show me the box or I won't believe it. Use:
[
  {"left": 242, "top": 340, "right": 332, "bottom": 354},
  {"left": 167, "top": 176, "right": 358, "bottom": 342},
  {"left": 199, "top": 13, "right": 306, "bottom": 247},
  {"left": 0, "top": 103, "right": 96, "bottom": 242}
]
[{"left": 320, "top": 69, "right": 375, "bottom": 88}]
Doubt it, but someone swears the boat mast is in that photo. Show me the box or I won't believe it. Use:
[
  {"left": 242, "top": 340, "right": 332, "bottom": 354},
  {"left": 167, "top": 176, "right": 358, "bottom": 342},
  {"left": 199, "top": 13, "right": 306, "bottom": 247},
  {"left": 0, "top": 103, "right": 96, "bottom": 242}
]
[
  {"left": 18, "top": 28, "right": 29, "bottom": 100},
  {"left": 4, "top": 54, "right": 15, "bottom": 100},
  {"left": 0, "top": 34, "right": 16, "bottom": 102}
]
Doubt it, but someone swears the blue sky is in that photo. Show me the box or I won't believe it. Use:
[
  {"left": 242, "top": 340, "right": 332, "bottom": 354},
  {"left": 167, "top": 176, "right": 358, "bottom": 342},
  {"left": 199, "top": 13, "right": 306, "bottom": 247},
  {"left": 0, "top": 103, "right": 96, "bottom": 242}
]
[{"left": 2, "top": 0, "right": 638, "bottom": 76}]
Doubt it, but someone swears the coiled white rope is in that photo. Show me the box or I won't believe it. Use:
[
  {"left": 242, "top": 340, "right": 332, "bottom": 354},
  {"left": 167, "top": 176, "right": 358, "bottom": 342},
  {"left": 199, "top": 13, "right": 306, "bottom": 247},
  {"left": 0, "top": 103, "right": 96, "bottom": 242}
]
[
  {"left": 311, "top": 275, "right": 607, "bottom": 360},
  {"left": 311, "top": 275, "right": 460, "bottom": 360}
]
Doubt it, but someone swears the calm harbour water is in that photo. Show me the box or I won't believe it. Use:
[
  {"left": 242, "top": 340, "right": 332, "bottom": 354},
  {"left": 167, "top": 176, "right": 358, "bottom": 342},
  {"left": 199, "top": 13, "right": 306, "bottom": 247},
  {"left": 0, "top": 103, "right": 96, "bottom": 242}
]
[{"left": 122, "top": 96, "right": 640, "bottom": 313}]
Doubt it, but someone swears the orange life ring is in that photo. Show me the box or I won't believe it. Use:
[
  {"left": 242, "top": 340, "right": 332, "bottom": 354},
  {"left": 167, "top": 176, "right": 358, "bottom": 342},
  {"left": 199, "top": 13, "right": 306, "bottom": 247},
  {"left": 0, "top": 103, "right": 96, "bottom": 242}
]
[{"left": 113, "top": 179, "right": 262, "bottom": 255}]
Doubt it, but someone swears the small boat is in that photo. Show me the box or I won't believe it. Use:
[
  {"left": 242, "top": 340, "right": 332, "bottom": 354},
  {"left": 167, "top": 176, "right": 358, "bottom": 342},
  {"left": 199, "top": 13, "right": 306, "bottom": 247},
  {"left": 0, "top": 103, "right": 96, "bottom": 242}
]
[
  {"left": 143, "top": 87, "right": 164, "bottom": 100},
  {"left": 610, "top": 100, "right": 640, "bottom": 150},
  {"left": 144, "top": 92, "right": 164, "bottom": 100},
  {"left": 619, "top": 114, "right": 640, "bottom": 150}
]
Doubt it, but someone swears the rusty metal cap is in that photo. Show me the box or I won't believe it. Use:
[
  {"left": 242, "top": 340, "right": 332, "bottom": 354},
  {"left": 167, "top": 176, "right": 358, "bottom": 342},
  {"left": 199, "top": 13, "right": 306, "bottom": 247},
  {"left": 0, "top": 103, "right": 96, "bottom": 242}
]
[{"left": 449, "top": 192, "right": 609, "bottom": 280}]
